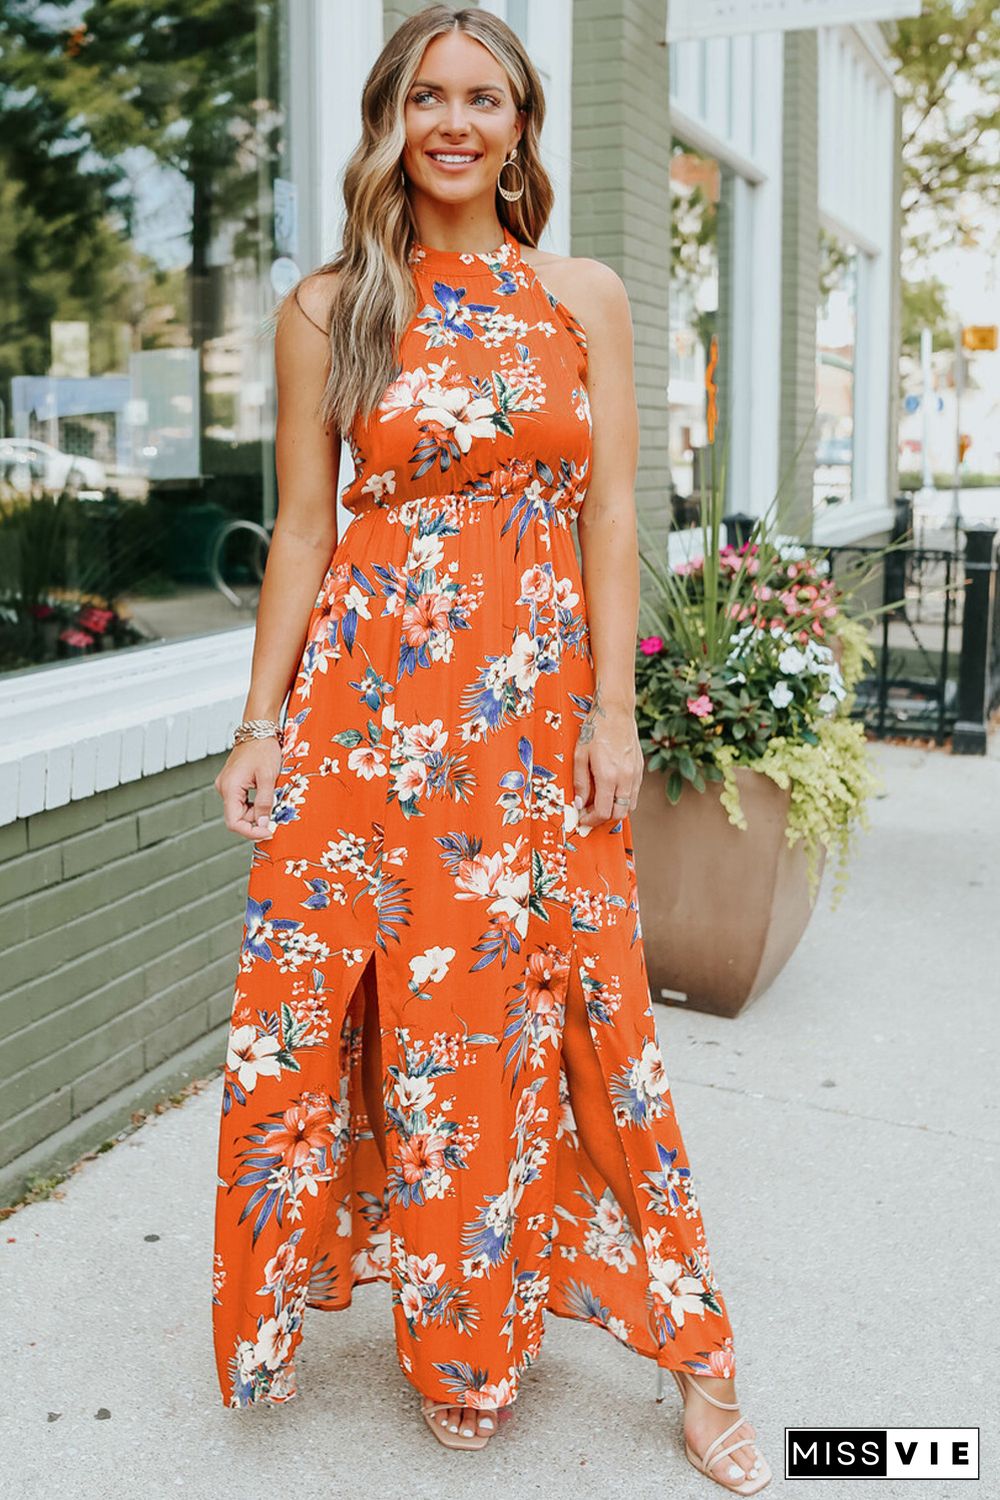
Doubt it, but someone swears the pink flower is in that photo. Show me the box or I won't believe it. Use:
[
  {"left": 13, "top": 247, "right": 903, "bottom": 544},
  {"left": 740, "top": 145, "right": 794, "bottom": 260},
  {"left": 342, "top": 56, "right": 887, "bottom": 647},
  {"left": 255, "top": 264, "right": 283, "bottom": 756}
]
[
  {"left": 686, "top": 694, "right": 714, "bottom": 718},
  {"left": 640, "top": 635, "right": 665, "bottom": 655}
]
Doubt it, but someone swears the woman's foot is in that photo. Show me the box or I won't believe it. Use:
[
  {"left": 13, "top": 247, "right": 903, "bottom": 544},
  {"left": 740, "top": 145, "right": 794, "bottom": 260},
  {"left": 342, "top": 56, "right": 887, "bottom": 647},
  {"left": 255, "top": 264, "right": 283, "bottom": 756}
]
[
  {"left": 676, "top": 1372, "right": 769, "bottom": 1491},
  {"left": 421, "top": 1397, "right": 498, "bottom": 1446}
]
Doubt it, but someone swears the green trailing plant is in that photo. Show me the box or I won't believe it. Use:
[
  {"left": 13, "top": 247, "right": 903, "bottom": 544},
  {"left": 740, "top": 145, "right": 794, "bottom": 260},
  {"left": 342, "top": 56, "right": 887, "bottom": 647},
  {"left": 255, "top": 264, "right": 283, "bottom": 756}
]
[{"left": 714, "top": 719, "right": 882, "bottom": 907}]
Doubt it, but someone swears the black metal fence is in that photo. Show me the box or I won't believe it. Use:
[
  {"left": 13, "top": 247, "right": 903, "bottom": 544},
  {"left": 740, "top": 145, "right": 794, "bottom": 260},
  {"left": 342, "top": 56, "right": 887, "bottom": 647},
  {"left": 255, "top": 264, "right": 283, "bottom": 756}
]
[{"left": 724, "top": 497, "right": 999, "bottom": 752}]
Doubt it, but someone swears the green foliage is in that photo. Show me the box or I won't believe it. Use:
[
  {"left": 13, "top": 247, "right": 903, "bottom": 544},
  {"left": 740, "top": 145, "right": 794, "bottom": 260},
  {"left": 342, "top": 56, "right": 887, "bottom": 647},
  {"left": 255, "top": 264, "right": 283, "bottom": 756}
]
[
  {"left": 889, "top": 0, "right": 1000, "bottom": 260},
  {"left": 819, "top": 227, "right": 855, "bottom": 302},
  {"left": 715, "top": 719, "right": 883, "bottom": 911},
  {"left": 0, "top": 0, "right": 280, "bottom": 387},
  {"left": 900, "top": 272, "right": 953, "bottom": 356}
]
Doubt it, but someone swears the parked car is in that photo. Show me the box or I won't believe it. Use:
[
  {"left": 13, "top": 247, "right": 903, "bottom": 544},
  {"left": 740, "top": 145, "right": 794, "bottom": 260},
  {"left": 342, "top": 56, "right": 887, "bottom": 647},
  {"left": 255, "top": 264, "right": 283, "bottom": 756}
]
[{"left": 0, "top": 439, "right": 107, "bottom": 495}]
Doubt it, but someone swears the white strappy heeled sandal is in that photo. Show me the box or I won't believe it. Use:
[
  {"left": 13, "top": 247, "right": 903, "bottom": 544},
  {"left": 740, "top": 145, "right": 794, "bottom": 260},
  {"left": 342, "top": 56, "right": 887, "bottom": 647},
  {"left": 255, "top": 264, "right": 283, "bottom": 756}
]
[{"left": 656, "top": 1365, "right": 772, "bottom": 1494}]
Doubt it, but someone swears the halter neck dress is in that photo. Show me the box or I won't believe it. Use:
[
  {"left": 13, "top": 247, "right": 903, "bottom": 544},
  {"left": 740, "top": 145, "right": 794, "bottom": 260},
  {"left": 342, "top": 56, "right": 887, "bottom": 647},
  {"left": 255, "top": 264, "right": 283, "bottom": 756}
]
[{"left": 212, "top": 223, "right": 737, "bottom": 1410}]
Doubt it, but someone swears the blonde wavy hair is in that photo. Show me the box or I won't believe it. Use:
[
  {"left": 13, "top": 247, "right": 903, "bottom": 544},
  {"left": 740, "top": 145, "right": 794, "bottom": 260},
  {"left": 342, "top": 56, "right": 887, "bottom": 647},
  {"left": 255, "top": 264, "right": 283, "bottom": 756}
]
[{"left": 274, "top": 4, "right": 554, "bottom": 438}]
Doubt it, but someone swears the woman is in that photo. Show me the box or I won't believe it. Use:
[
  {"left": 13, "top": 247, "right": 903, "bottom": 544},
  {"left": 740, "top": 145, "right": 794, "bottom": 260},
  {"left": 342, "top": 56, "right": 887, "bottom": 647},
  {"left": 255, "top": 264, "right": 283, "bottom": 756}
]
[{"left": 211, "top": 7, "right": 769, "bottom": 1492}]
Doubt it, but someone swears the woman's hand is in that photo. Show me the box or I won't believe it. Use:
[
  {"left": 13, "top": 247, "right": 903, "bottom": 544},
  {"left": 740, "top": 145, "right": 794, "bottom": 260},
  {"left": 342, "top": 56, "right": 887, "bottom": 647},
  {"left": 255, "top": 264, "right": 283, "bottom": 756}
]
[
  {"left": 214, "top": 738, "right": 283, "bottom": 840},
  {"left": 572, "top": 689, "right": 644, "bottom": 828}
]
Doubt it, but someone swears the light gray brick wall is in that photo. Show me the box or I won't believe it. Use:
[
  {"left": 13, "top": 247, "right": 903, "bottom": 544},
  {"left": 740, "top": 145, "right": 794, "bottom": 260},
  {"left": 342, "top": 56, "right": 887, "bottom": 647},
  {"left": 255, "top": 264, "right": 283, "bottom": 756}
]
[
  {"left": 572, "top": 0, "right": 673, "bottom": 580},
  {"left": 778, "top": 28, "right": 820, "bottom": 539},
  {"left": 0, "top": 757, "right": 247, "bottom": 1204}
]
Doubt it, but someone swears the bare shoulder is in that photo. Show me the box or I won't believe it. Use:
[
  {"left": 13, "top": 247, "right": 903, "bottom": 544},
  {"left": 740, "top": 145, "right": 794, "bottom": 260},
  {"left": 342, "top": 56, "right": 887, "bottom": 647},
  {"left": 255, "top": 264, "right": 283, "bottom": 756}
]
[
  {"left": 285, "top": 267, "right": 340, "bottom": 334},
  {"left": 520, "top": 247, "right": 629, "bottom": 332}
]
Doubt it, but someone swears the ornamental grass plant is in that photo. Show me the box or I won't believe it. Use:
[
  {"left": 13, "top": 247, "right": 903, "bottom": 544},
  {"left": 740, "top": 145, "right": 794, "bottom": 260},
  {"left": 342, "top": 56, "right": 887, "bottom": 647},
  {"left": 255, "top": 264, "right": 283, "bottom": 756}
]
[{"left": 634, "top": 438, "right": 882, "bottom": 907}]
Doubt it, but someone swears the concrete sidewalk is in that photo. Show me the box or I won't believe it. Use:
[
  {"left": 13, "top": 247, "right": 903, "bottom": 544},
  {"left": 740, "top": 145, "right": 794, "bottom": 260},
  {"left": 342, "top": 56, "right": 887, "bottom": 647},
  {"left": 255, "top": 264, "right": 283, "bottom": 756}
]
[{"left": 3, "top": 740, "right": 997, "bottom": 1500}]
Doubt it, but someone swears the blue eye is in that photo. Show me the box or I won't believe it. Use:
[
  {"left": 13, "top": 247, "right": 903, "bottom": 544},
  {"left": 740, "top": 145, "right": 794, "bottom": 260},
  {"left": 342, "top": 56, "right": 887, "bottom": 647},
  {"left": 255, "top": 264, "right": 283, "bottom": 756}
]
[{"left": 410, "top": 90, "right": 500, "bottom": 107}]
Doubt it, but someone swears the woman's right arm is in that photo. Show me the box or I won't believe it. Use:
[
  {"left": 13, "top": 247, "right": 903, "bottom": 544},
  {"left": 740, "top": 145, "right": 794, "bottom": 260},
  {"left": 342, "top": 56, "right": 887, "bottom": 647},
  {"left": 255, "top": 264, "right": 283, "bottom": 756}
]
[{"left": 214, "top": 273, "right": 341, "bottom": 840}]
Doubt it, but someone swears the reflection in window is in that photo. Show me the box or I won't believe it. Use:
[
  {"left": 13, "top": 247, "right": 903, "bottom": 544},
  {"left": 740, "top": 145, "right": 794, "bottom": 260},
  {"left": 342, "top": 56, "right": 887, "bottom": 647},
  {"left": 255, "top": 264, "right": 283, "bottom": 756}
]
[
  {"left": 814, "top": 228, "right": 858, "bottom": 512},
  {"left": 0, "top": 2, "right": 290, "bottom": 674},
  {"left": 668, "top": 138, "right": 733, "bottom": 522}
]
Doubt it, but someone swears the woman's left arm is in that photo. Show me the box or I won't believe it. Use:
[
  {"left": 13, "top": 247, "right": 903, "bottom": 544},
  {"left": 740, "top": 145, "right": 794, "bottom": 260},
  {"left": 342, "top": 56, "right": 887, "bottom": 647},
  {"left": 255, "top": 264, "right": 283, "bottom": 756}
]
[{"left": 569, "top": 260, "right": 644, "bottom": 828}]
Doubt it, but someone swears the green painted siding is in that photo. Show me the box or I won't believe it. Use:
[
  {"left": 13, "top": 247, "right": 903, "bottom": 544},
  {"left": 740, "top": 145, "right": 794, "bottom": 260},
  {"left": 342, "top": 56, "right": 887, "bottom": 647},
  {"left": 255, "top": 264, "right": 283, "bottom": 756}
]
[{"left": 0, "top": 755, "right": 247, "bottom": 1203}]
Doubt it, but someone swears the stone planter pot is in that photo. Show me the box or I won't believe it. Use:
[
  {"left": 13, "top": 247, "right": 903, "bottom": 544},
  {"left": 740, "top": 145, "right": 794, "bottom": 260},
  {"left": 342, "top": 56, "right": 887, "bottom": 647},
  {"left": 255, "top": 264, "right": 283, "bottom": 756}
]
[{"left": 630, "top": 764, "right": 825, "bottom": 1018}]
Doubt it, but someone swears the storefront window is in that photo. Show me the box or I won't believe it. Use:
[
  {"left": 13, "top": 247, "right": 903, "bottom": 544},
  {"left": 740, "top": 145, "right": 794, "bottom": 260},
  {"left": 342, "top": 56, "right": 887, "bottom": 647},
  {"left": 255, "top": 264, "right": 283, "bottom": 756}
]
[
  {"left": 0, "top": 0, "right": 292, "bottom": 674},
  {"left": 814, "top": 227, "right": 858, "bottom": 512},
  {"left": 668, "top": 137, "right": 734, "bottom": 520}
]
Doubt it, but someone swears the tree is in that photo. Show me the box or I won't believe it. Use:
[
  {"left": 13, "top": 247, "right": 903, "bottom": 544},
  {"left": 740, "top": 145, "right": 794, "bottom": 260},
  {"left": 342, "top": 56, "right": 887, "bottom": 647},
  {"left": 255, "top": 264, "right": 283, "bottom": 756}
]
[
  {"left": 0, "top": 1, "right": 280, "bottom": 421},
  {"left": 900, "top": 273, "right": 953, "bottom": 356},
  {"left": 889, "top": 0, "right": 1000, "bottom": 260}
]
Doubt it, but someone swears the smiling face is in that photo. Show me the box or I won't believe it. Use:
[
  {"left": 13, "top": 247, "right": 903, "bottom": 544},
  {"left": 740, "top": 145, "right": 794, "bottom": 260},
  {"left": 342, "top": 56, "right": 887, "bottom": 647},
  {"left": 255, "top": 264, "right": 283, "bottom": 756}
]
[{"left": 400, "top": 30, "right": 523, "bottom": 212}]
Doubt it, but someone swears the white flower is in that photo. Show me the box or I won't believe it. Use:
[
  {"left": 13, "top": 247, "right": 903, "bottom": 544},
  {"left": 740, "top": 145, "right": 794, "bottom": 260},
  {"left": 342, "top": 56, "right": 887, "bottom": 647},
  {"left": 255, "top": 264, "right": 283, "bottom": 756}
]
[
  {"left": 254, "top": 1313, "right": 293, "bottom": 1371},
  {"left": 407, "top": 1253, "right": 446, "bottom": 1287},
  {"left": 409, "top": 945, "right": 456, "bottom": 987},
  {"left": 769, "top": 680, "right": 794, "bottom": 709},
  {"left": 361, "top": 468, "right": 396, "bottom": 499},
  {"left": 649, "top": 1258, "right": 708, "bottom": 1327},
  {"left": 343, "top": 584, "right": 372, "bottom": 619},
  {"left": 400, "top": 1283, "right": 423, "bottom": 1321},
  {"left": 488, "top": 874, "right": 532, "bottom": 939},
  {"left": 347, "top": 744, "right": 387, "bottom": 779},
  {"left": 227, "top": 1025, "right": 282, "bottom": 1092},
  {"left": 817, "top": 692, "right": 838, "bottom": 714},
  {"left": 595, "top": 1197, "right": 626, "bottom": 1237},
  {"left": 778, "top": 646, "right": 808, "bottom": 675},
  {"left": 406, "top": 534, "right": 445, "bottom": 574},
  {"left": 395, "top": 1074, "right": 435, "bottom": 1113},
  {"left": 635, "top": 1038, "right": 670, "bottom": 1097},
  {"left": 509, "top": 630, "right": 542, "bottom": 692},
  {"left": 417, "top": 388, "right": 496, "bottom": 453}
]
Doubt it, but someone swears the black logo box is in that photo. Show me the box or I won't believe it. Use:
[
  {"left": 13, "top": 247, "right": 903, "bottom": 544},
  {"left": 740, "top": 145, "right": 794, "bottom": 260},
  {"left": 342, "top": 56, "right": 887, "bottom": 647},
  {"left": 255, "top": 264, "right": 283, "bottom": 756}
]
[{"left": 785, "top": 1428, "right": 979, "bottom": 1480}]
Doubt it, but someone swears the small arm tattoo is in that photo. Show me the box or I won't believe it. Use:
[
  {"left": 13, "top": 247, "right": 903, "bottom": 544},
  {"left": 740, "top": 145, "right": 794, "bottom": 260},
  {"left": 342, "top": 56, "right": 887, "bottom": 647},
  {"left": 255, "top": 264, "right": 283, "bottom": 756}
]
[{"left": 579, "top": 680, "right": 607, "bottom": 743}]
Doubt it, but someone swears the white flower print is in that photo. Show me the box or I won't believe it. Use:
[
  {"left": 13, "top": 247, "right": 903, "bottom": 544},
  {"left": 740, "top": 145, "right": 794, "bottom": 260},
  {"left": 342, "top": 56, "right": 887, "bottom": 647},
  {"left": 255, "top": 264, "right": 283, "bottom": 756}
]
[
  {"left": 417, "top": 387, "right": 497, "bottom": 453},
  {"left": 406, "top": 533, "right": 445, "bottom": 574},
  {"left": 395, "top": 1074, "right": 436, "bottom": 1113},
  {"left": 635, "top": 1039, "right": 670, "bottom": 1097},
  {"left": 227, "top": 1025, "right": 283, "bottom": 1092},
  {"left": 509, "top": 631, "right": 543, "bottom": 693},
  {"left": 254, "top": 1312, "right": 293, "bottom": 1371},
  {"left": 410, "top": 945, "right": 457, "bottom": 986},
  {"left": 648, "top": 1257, "right": 707, "bottom": 1328},
  {"left": 360, "top": 468, "right": 396, "bottom": 499},
  {"left": 347, "top": 744, "right": 388, "bottom": 779}
]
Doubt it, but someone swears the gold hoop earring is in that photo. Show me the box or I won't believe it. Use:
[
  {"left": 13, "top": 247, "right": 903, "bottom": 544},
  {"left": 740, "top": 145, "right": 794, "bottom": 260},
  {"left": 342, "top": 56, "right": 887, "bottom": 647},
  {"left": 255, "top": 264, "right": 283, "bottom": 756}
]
[{"left": 497, "top": 146, "right": 525, "bottom": 203}]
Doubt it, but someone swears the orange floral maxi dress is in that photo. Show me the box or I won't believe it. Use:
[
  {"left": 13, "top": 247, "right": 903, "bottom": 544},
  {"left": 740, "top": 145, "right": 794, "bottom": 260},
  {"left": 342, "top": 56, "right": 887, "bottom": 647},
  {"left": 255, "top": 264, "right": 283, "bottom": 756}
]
[{"left": 211, "top": 224, "right": 737, "bottom": 1410}]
